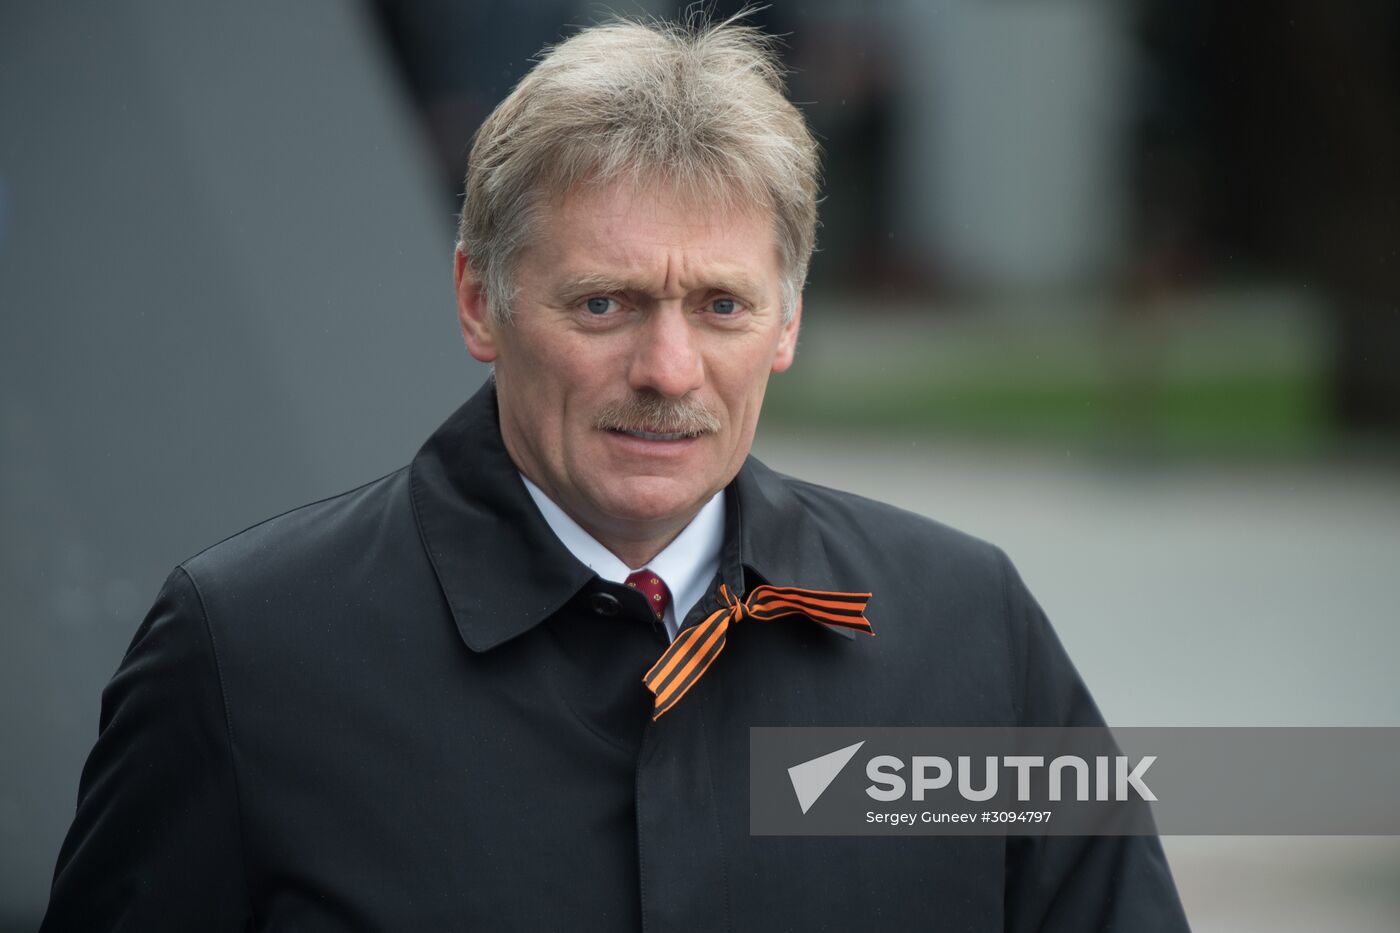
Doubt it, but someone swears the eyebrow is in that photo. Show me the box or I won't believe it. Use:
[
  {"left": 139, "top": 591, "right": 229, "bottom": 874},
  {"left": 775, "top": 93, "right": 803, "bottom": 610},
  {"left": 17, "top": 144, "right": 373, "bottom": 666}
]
[
  {"left": 554, "top": 273, "right": 636, "bottom": 299},
  {"left": 553, "top": 271, "right": 765, "bottom": 305}
]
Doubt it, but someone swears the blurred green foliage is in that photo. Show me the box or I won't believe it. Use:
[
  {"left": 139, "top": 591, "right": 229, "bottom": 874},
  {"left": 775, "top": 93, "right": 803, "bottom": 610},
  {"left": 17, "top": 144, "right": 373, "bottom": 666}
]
[{"left": 763, "top": 289, "right": 1331, "bottom": 457}]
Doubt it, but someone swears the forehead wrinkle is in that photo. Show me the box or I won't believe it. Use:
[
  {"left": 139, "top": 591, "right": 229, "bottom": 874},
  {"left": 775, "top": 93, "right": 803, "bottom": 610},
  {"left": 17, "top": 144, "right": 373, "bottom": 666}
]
[{"left": 540, "top": 183, "right": 779, "bottom": 303}]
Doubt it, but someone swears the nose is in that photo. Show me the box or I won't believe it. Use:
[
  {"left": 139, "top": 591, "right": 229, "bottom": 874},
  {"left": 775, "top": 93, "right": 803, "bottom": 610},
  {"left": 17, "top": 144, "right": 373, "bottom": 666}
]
[{"left": 627, "top": 307, "right": 704, "bottom": 398}]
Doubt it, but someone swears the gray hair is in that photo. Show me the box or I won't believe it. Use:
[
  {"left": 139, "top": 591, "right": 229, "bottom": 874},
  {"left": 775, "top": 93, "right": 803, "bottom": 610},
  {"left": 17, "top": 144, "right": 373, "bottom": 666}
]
[{"left": 456, "top": 13, "right": 820, "bottom": 325}]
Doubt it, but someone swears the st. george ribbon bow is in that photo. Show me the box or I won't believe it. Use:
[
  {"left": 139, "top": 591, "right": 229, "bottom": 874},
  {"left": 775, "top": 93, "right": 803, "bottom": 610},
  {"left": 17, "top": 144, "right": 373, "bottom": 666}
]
[{"left": 642, "top": 583, "right": 874, "bottom": 719}]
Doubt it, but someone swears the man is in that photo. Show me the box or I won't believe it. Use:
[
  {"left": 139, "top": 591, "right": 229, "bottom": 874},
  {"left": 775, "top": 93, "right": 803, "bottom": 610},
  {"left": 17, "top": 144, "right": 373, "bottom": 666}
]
[{"left": 41, "top": 16, "right": 1190, "bottom": 932}]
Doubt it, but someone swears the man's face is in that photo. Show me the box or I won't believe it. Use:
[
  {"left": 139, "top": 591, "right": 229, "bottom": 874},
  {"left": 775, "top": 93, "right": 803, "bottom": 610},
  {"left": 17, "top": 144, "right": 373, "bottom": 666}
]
[{"left": 455, "top": 179, "right": 800, "bottom": 555}]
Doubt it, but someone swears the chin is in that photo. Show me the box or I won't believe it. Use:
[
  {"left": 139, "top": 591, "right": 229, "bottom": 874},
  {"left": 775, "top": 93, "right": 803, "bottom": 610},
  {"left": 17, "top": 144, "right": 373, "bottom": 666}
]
[{"left": 598, "top": 481, "right": 705, "bottom": 525}]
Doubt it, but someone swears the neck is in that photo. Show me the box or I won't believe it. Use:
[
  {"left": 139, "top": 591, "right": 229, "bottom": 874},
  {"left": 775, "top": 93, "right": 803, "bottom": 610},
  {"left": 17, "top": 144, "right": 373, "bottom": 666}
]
[
  {"left": 598, "top": 534, "right": 678, "bottom": 571},
  {"left": 511, "top": 465, "right": 702, "bottom": 569},
  {"left": 562, "top": 505, "right": 692, "bottom": 570}
]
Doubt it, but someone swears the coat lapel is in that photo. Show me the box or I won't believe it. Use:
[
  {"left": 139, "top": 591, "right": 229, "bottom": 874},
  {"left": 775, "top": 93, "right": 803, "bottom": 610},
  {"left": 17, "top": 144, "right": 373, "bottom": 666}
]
[
  {"left": 409, "top": 380, "right": 594, "bottom": 652},
  {"left": 732, "top": 458, "right": 858, "bottom": 640}
]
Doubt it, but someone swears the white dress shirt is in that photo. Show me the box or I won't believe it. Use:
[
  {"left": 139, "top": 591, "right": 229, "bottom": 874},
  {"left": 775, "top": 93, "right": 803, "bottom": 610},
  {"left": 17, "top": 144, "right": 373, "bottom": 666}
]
[{"left": 519, "top": 474, "right": 724, "bottom": 642}]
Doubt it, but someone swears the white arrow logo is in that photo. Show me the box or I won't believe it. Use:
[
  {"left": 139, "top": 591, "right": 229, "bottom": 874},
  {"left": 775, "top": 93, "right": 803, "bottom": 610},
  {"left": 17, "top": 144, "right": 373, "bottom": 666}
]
[{"left": 787, "top": 741, "right": 866, "bottom": 814}]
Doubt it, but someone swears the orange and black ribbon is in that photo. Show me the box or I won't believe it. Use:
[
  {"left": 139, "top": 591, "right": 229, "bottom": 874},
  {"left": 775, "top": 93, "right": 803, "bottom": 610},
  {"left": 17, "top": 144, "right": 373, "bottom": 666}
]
[{"left": 642, "top": 583, "right": 874, "bottom": 720}]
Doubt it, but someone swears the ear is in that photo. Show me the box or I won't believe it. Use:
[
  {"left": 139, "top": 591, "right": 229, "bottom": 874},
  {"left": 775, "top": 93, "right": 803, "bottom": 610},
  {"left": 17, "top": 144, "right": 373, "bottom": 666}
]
[
  {"left": 770, "top": 295, "right": 802, "bottom": 373},
  {"left": 455, "top": 250, "right": 499, "bottom": 363}
]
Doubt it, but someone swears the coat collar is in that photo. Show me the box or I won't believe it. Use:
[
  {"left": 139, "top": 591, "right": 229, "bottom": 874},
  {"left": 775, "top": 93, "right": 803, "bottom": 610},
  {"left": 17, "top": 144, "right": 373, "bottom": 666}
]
[{"left": 410, "top": 381, "right": 853, "bottom": 652}]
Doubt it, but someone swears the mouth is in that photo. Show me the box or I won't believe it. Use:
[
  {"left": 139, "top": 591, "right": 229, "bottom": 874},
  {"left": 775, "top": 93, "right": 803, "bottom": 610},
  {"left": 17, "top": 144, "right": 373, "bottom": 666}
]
[{"left": 607, "top": 428, "right": 702, "bottom": 442}]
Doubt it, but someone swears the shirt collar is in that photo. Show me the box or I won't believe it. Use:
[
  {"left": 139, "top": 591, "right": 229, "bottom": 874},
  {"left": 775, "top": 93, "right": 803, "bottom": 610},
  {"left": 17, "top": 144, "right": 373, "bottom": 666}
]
[
  {"left": 518, "top": 473, "right": 724, "bottom": 638},
  {"left": 410, "top": 380, "right": 853, "bottom": 652}
]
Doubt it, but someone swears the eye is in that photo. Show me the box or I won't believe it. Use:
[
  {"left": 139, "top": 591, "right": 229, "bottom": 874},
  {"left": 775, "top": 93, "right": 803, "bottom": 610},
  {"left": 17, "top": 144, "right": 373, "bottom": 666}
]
[
  {"left": 709, "top": 297, "right": 739, "bottom": 315},
  {"left": 584, "top": 296, "right": 617, "bottom": 315}
]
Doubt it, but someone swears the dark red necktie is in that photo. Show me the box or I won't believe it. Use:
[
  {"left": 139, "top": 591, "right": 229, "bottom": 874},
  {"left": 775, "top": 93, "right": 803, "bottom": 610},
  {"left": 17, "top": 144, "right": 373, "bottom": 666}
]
[
  {"left": 642, "top": 583, "right": 873, "bottom": 720},
  {"left": 625, "top": 569, "right": 671, "bottom": 621}
]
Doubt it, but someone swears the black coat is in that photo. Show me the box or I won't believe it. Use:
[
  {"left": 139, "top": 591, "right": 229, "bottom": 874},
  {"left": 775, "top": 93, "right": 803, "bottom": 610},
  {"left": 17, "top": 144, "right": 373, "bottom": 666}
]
[{"left": 41, "top": 382, "right": 1190, "bottom": 931}]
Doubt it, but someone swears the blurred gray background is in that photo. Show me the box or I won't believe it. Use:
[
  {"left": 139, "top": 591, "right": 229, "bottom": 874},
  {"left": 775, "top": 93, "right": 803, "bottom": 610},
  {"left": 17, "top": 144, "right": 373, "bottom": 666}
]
[
  {"left": 3, "top": 1, "right": 1398, "bottom": 930},
  {"left": 0, "top": 4, "right": 480, "bottom": 927}
]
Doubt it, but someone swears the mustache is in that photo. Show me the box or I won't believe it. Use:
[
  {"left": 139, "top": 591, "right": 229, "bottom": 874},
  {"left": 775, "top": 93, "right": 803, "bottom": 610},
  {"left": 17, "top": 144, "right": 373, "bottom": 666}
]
[{"left": 594, "top": 394, "right": 722, "bottom": 436}]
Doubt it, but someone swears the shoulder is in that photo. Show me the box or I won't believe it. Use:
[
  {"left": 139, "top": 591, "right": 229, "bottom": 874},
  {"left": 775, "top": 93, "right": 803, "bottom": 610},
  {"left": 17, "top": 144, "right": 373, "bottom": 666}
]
[
  {"left": 762, "top": 465, "right": 1102, "bottom": 724},
  {"left": 746, "top": 461, "right": 1073, "bottom": 725},
  {"left": 753, "top": 459, "right": 1010, "bottom": 584},
  {"left": 178, "top": 466, "right": 416, "bottom": 599}
]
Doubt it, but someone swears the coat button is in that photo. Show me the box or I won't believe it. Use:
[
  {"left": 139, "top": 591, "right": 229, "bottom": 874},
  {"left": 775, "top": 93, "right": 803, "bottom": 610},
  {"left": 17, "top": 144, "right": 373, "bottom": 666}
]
[{"left": 589, "top": 592, "right": 621, "bottom": 616}]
